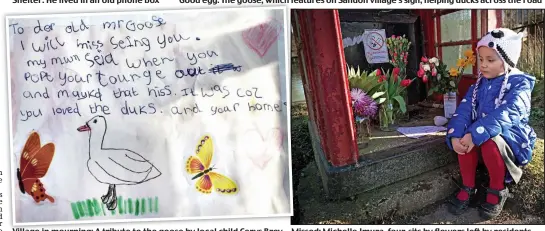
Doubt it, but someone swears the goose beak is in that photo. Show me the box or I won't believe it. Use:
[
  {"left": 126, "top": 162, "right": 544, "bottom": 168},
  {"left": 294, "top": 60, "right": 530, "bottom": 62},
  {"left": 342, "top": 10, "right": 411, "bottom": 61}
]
[{"left": 77, "top": 124, "right": 91, "bottom": 132}]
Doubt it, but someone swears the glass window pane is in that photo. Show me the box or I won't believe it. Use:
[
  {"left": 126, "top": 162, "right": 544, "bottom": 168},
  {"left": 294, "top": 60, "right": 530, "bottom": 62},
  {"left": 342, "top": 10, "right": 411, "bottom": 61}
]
[
  {"left": 441, "top": 45, "right": 474, "bottom": 75},
  {"left": 440, "top": 10, "right": 472, "bottom": 42}
]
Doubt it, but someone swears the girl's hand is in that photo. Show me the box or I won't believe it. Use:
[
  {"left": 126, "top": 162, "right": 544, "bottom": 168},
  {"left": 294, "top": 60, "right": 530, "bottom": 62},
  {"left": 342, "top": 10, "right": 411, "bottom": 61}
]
[
  {"left": 451, "top": 138, "right": 469, "bottom": 154},
  {"left": 460, "top": 133, "right": 475, "bottom": 152}
]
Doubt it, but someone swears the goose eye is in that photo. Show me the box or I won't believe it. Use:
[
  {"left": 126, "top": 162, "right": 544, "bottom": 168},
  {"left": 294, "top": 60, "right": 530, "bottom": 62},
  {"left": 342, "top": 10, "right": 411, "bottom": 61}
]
[{"left": 93, "top": 119, "right": 97, "bottom": 123}]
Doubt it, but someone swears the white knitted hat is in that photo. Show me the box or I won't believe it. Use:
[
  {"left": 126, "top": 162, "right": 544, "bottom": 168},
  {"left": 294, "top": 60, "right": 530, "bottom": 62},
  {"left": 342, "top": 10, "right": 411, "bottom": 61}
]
[
  {"left": 471, "top": 28, "right": 526, "bottom": 120},
  {"left": 476, "top": 28, "right": 525, "bottom": 68}
]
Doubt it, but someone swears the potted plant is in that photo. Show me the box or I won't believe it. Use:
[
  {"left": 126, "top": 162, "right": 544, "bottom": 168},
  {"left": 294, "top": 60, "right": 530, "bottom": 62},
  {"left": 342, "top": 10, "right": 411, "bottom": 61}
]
[{"left": 350, "top": 88, "right": 378, "bottom": 148}]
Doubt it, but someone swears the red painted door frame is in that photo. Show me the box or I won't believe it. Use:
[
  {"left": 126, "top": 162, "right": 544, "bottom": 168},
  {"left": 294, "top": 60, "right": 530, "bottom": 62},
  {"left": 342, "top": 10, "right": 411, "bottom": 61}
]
[{"left": 294, "top": 10, "right": 359, "bottom": 167}]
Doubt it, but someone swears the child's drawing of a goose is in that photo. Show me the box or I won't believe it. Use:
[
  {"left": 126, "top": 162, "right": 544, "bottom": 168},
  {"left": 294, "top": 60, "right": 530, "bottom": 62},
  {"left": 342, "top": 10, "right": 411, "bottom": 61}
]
[{"left": 77, "top": 115, "right": 162, "bottom": 210}]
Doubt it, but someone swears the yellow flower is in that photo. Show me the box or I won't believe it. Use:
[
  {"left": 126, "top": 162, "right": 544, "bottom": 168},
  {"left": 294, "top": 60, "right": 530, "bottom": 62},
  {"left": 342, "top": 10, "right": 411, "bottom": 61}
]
[
  {"left": 468, "top": 56, "right": 476, "bottom": 65},
  {"left": 464, "top": 49, "right": 474, "bottom": 58},
  {"left": 463, "top": 59, "right": 472, "bottom": 68},
  {"left": 449, "top": 68, "right": 459, "bottom": 76},
  {"left": 456, "top": 58, "right": 465, "bottom": 67}
]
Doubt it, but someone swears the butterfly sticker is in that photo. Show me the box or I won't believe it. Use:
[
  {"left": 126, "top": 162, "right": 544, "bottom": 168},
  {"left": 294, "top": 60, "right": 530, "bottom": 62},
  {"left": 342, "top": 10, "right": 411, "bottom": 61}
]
[
  {"left": 185, "top": 135, "right": 238, "bottom": 195},
  {"left": 16, "top": 131, "right": 56, "bottom": 203}
]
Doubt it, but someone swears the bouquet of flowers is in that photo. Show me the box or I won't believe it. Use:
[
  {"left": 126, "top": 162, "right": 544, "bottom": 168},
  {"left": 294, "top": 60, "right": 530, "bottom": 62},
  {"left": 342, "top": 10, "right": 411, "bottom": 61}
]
[
  {"left": 386, "top": 35, "right": 411, "bottom": 77},
  {"left": 417, "top": 57, "right": 452, "bottom": 96},
  {"left": 418, "top": 49, "right": 476, "bottom": 97},
  {"left": 347, "top": 66, "right": 382, "bottom": 98},
  {"left": 350, "top": 88, "right": 378, "bottom": 121},
  {"left": 350, "top": 88, "right": 378, "bottom": 146},
  {"left": 375, "top": 68, "right": 414, "bottom": 110},
  {"left": 374, "top": 67, "right": 414, "bottom": 130}
]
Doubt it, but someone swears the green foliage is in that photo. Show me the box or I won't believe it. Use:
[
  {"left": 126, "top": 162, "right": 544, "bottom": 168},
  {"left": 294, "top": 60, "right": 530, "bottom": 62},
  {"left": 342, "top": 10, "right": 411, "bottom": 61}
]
[
  {"left": 530, "top": 72, "right": 544, "bottom": 128},
  {"left": 347, "top": 66, "right": 381, "bottom": 97},
  {"left": 532, "top": 78, "right": 544, "bottom": 108},
  {"left": 379, "top": 68, "right": 408, "bottom": 113}
]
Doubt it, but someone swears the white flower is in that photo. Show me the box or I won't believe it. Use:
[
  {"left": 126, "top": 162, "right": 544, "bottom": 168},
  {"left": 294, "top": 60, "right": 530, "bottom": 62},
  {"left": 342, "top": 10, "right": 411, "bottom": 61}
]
[
  {"left": 450, "top": 81, "right": 455, "bottom": 87},
  {"left": 423, "top": 64, "right": 431, "bottom": 71},
  {"left": 429, "top": 57, "right": 439, "bottom": 66}
]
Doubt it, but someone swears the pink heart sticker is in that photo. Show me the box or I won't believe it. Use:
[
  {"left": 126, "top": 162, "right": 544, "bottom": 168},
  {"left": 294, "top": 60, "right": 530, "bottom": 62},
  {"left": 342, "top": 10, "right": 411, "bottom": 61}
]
[
  {"left": 243, "top": 128, "right": 284, "bottom": 169},
  {"left": 242, "top": 20, "right": 281, "bottom": 58}
]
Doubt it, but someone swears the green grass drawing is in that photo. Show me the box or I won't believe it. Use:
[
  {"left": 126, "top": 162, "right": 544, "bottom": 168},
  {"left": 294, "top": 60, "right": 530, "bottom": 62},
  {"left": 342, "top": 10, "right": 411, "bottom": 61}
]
[{"left": 70, "top": 196, "right": 159, "bottom": 220}]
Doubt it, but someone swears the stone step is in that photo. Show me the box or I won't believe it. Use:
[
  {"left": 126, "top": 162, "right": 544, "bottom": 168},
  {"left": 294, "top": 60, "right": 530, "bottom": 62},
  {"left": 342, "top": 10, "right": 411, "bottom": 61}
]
[
  {"left": 310, "top": 117, "right": 457, "bottom": 200},
  {"left": 296, "top": 162, "right": 460, "bottom": 224}
]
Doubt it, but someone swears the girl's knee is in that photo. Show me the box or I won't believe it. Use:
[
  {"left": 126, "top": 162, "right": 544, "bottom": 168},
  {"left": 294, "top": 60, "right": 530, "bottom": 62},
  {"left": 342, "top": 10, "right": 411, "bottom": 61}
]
[
  {"left": 480, "top": 139, "right": 502, "bottom": 159},
  {"left": 481, "top": 139, "right": 497, "bottom": 149}
]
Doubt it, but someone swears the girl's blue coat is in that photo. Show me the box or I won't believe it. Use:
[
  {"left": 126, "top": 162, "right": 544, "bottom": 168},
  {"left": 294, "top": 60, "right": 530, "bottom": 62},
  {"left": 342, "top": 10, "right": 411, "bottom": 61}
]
[{"left": 446, "top": 72, "right": 537, "bottom": 166}]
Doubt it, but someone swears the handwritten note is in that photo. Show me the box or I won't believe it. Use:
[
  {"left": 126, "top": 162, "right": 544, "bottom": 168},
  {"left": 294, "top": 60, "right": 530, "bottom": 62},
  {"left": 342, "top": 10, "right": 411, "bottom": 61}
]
[
  {"left": 397, "top": 126, "right": 447, "bottom": 139},
  {"left": 8, "top": 7, "right": 290, "bottom": 224}
]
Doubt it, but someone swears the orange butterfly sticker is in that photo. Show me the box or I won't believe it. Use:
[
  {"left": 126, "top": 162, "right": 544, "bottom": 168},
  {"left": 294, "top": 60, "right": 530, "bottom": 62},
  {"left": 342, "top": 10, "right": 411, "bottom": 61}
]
[{"left": 16, "top": 131, "right": 56, "bottom": 203}]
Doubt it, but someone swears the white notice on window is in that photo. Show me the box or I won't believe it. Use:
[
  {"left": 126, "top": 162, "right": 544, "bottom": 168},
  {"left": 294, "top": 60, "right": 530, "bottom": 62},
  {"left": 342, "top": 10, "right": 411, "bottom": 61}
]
[{"left": 362, "top": 29, "right": 389, "bottom": 64}]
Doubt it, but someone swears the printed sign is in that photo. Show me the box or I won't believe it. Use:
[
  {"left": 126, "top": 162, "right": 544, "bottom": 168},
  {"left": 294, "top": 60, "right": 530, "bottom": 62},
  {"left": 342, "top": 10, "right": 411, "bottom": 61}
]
[{"left": 362, "top": 29, "right": 389, "bottom": 64}]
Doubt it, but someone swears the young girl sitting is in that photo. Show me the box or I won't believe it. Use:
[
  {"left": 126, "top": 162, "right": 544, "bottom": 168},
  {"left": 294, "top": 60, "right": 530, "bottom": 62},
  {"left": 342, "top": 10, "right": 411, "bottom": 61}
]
[{"left": 445, "top": 28, "right": 537, "bottom": 219}]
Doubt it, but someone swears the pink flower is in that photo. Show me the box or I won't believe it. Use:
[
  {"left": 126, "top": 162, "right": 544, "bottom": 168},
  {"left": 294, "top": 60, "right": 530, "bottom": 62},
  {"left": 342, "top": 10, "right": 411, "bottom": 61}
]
[
  {"left": 401, "top": 79, "right": 411, "bottom": 87},
  {"left": 417, "top": 68, "right": 425, "bottom": 78},
  {"left": 422, "top": 75, "right": 428, "bottom": 83},
  {"left": 378, "top": 75, "right": 387, "bottom": 83},
  {"left": 376, "top": 69, "right": 382, "bottom": 76},
  {"left": 392, "top": 68, "right": 400, "bottom": 82},
  {"left": 431, "top": 67, "right": 437, "bottom": 77},
  {"left": 353, "top": 93, "right": 378, "bottom": 118},
  {"left": 351, "top": 88, "right": 366, "bottom": 104},
  {"left": 421, "top": 57, "right": 428, "bottom": 63}
]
